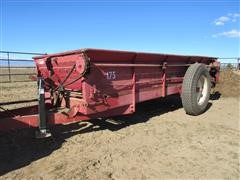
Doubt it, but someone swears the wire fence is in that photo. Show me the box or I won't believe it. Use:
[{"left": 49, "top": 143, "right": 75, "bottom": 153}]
[
  {"left": 218, "top": 57, "right": 240, "bottom": 71},
  {"left": 0, "top": 51, "right": 239, "bottom": 83},
  {"left": 0, "top": 51, "right": 46, "bottom": 83},
  {"left": 220, "top": 63, "right": 239, "bottom": 70}
]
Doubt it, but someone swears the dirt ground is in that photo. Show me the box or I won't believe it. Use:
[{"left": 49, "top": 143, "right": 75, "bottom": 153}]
[{"left": 0, "top": 70, "right": 239, "bottom": 179}]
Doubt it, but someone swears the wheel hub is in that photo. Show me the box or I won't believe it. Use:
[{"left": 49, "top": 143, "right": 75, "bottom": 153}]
[{"left": 196, "top": 75, "right": 208, "bottom": 105}]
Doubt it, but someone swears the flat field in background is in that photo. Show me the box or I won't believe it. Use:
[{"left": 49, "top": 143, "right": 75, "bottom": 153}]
[
  {"left": 0, "top": 70, "right": 239, "bottom": 179},
  {"left": 0, "top": 67, "right": 37, "bottom": 109},
  {"left": 0, "top": 67, "right": 35, "bottom": 82}
]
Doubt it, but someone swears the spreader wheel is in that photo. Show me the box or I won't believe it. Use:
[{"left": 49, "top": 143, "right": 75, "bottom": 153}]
[{"left": 181, "top": 63, "right": 211, "bottom": 115}]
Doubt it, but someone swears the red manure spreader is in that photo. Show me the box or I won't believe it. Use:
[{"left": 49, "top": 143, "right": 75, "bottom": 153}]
[{"left": 0, "top": 49, "right": 220, "bottom": 137}]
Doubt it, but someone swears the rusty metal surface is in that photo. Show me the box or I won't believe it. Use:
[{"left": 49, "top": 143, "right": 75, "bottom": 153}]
[{"left": 0, "top": 49, "right": 220, "bottom": 131}]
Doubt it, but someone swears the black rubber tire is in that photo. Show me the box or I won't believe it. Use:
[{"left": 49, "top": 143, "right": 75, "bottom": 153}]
[{"left": 181, "top": 63, "right": 211, "bottom": 116}]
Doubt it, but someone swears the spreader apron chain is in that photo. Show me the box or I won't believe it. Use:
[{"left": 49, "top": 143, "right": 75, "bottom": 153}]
[{"left": 35, "top": 77, "right": 51, "bottom": 138}]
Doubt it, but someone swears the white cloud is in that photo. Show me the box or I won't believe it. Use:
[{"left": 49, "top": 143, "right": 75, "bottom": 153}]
[
  {"left": 215, "top": 21, "right": 224, "bottom": 26},
  {"left": 232, "top": 13, "right": 240, "bottom": 22},
  {"left": 212, "top": 29, "right": 240, "bottom": 38},
  {"left": 233, "top": 13, "right": 240, "bottom": 17},
  {"left": 214, "top": 16, "right": 230, "bottom": 26},
  {"left": 214, "top": 13, "right": 239, "bottom": 26},
  {"left": 218, "top": 16, "right": 230, "bottom": 22}
]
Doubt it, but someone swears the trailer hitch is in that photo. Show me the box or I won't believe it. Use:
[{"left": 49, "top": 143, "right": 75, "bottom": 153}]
[{"left": 35, "top": 77, "right": 52, "bottom": 138}]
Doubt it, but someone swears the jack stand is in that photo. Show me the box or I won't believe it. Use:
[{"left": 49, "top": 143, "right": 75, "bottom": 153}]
[
  {"left": 35, "top": 129, "right": 52, "bottom": 139},
  {"left": 36, "top": 77, "right": 51, "bottom": 138}
]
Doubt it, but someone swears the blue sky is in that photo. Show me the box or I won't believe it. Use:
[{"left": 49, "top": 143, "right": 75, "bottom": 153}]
[{"left": 0, "top": 0, "right": 239, "bottom": 62}]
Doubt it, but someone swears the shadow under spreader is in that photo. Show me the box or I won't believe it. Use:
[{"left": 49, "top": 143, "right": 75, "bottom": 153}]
[{"left": 0, "top": 93, "right": 220, "bottom": 176}]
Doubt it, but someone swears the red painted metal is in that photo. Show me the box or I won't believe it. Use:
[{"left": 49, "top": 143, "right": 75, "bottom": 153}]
[{"left": 0, "top": 49, "right": 220, "bottom": 132}]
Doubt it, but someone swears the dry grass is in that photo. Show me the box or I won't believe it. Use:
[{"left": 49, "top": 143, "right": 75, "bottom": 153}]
[
  {"left": 0, "top": 68, "right": 35, "bottom": 82},
  {"left": 214, "top": 70, "right": 240, "bottom": 97},
  {"left": 0, "top": 81, "right": 37, "bottom": 110},
  {"left": 0, "top": 68, "right": 37, "bottom": 110}
]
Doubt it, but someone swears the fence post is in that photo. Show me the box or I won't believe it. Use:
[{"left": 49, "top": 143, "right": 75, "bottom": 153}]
[
  {"left": 7, "top": 52, "right": 11, "bottom": 82},
  {"left": 237, "top": 58, "right": 240, "bottom": 70}
]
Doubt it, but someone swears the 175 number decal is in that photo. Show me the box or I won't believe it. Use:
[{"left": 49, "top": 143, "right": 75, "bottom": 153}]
[{"left": 106, "top": 71, "right": 116, "bottom": 80}]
